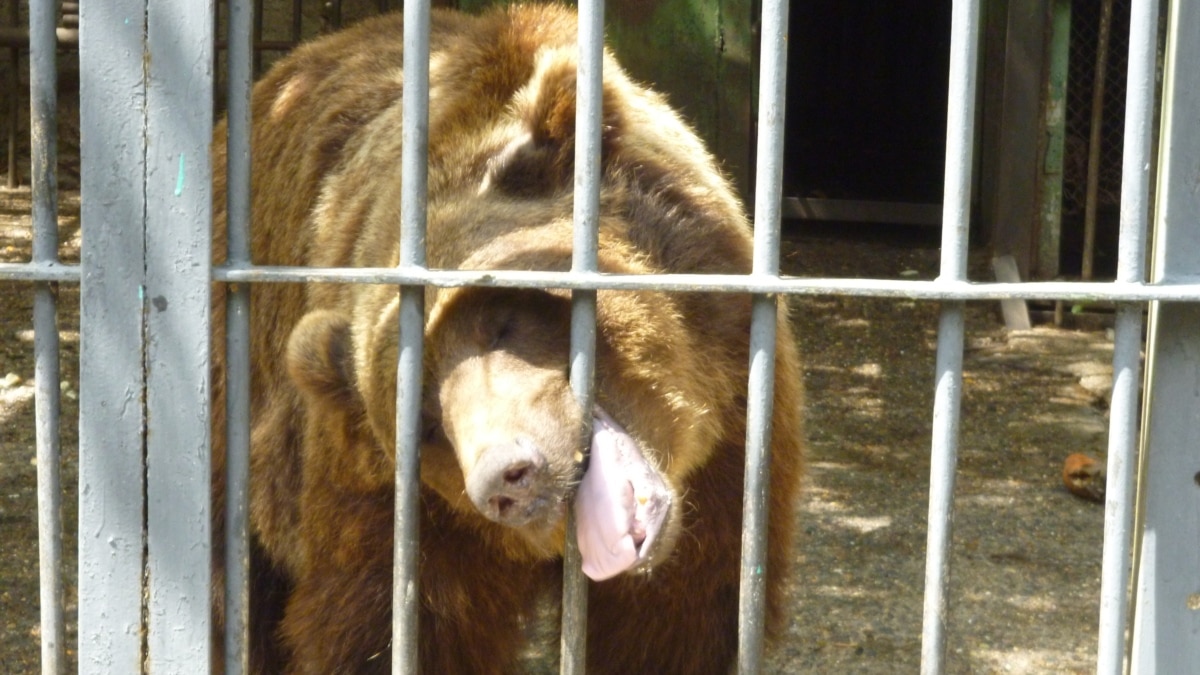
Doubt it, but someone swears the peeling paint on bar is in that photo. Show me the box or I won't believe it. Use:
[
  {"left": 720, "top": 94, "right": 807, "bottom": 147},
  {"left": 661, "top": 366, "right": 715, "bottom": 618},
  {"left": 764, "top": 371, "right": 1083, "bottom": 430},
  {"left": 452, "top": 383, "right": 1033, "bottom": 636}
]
[{"left": 29, "top": 0, "right": 65, "bottom": 670}]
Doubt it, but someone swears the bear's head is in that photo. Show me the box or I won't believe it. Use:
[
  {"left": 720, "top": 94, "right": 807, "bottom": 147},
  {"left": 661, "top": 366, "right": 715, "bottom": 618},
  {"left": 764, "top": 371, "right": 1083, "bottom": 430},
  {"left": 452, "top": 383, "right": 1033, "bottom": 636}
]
[
  {"left": 281, "top": 44, "right": 735, "bottom": 581},
  {"left": 286, "top": 272, "right": 725, "bottom": 579}
]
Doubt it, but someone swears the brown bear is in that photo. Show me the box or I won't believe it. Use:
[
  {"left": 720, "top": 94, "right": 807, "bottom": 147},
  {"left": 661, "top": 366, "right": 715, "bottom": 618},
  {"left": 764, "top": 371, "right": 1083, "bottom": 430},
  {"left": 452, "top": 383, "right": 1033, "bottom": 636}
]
[{"left": 209, "top": 4, "right": 805, "bottom": 673}]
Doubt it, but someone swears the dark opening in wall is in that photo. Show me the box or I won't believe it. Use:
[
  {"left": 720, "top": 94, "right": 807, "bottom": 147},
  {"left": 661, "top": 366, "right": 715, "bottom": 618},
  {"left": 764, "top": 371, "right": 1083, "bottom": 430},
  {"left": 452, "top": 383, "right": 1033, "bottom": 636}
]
[{"left": 783, "top": 0, "right": 952, "bottom": 223}]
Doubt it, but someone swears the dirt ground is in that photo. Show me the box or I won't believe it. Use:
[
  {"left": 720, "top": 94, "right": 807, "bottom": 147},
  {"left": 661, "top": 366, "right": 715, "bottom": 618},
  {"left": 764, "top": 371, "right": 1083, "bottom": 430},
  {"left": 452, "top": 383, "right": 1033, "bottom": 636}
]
[{"left": 0, "top": 187, "right": 1113, "bottom": 673}]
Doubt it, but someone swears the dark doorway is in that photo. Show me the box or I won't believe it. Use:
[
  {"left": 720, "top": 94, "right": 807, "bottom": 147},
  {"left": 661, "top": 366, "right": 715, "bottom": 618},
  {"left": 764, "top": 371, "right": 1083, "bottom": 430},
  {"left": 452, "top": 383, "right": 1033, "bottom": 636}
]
[{"left": 784, "top": 1, "right": 953, "bottom": 224}]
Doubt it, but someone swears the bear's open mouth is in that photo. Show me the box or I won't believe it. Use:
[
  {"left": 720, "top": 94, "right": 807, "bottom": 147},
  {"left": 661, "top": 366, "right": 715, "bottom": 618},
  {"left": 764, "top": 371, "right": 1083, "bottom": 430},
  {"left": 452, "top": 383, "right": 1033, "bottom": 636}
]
[{"left": 574, "top": 407, "right": 671, "bottom": 581}]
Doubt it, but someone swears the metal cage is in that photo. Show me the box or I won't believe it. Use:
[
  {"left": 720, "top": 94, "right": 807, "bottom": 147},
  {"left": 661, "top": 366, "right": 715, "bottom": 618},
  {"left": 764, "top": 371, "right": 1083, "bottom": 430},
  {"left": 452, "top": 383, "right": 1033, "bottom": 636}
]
[{"left": 1, "top": 0, "right": 1197, "bottom": 672}]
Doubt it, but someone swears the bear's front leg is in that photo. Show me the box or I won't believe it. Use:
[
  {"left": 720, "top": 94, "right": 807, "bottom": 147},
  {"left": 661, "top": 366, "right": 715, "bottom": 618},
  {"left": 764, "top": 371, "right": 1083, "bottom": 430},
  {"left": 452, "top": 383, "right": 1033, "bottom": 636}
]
[
  {"left": 279, "top": 485, "right": 549, "bottom": 674},
  {"left": 278, "top": 483, "right": 396, "bottom": 674}
]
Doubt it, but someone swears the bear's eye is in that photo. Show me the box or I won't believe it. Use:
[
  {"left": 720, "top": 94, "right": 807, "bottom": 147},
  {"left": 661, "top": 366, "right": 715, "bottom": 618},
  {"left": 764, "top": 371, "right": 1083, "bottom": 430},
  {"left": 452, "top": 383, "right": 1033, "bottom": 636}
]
[
  {"left": 420, "top": 414, "right": 444, "bottom": 445},
  {"left": 488, "top": 314, "right": 516, "bottom": 349}
]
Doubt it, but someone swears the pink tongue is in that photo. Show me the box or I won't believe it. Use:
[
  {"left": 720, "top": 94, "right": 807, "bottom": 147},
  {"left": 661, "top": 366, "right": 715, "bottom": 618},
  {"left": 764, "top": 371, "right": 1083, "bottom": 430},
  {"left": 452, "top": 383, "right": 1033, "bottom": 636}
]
[{"left": 574, "top": 408, "right": 669, "bottom": 581}]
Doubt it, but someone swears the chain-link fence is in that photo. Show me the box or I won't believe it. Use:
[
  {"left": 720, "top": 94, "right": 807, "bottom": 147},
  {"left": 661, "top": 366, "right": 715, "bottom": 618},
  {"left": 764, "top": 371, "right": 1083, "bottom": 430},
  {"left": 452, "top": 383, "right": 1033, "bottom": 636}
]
[{"left": 1063, "top": 0, "right": 1130, "bottom": 219}]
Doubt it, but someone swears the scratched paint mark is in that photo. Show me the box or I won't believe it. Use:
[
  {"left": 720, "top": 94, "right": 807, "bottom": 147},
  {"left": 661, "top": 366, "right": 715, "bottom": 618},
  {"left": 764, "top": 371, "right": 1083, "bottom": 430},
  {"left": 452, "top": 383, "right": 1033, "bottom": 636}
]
[{"left": 175, "top": 154, "right": 186, "bottom": 196}]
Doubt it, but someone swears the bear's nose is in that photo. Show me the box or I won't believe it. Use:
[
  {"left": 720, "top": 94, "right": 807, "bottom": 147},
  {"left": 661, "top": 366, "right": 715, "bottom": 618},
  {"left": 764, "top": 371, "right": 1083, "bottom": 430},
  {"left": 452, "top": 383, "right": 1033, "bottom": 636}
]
[{"left": 466, "top": 438, "right": 558, "bottom": 526}]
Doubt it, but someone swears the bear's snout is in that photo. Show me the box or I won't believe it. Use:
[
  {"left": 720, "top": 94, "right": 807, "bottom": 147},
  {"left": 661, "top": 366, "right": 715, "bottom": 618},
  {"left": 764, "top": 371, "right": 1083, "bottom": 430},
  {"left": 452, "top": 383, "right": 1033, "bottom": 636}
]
[{"left": 466, "top": 437, "right": 565, "bottom": 527}]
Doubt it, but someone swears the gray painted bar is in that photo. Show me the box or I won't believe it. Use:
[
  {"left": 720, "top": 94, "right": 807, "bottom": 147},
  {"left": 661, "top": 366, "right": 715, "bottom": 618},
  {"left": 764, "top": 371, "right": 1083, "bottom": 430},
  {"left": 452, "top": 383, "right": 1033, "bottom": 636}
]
[
  {"left": 738, "top": 0, "right": 788, "bottom": 670},
  {"left": 1096, "top": 0, "right": 1157, "bottom": 672},
  {"left": 209, "top": 265, "right": 1200, "bottom": 302},
  {"left": 1132, "top": 1, "right": 1200, "bottom": 669},
  {"left": 77, "top": 0, "right": 149, "bottom": 670},
  {"left": 143, "top": 0, "right": 214, "bottom": 669},
  {"left": 561, "top": 0, "right": 605, "bottom": 672},
  {"left": 223, "top": 0, "right": 255, "bottom": 672},
  {"left": 393, "top": 0, "right": 431, "bottom": 672},
  {"left": 921, "top": 0, "right": 981, "bottom": 672},
  {"left": 29, "top": 0, "right": 64, "bottom": 670},
  {"left": 46, "top": 1, "right": 1197, "bottom": 672}
]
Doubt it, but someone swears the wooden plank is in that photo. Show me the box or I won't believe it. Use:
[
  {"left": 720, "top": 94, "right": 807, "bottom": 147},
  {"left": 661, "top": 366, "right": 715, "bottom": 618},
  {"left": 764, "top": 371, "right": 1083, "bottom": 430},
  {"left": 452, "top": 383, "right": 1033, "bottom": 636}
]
[
  {"left": 986, "top": 0, "right": 1048, "bottom": 279},
  {"left": 606, "top": 0, "right": 753, "bottom": 202},
  {"left": 991, "top": 255, "right": 1032, "bottom": 329},
  {"left": 1037, "top": 0, "right": 1071, "bottom": 279}
]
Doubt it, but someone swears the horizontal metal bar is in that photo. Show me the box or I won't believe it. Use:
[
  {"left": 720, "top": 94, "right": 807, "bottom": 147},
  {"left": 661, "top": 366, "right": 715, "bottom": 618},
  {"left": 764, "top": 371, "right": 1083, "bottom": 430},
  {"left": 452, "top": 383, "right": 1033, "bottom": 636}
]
[
  {"left": 210, "top": 265, "right": 1200, "bottom": 301},
  {"left": 0, "top": 262, "right": 81, "bottom": 282},
  {"left": 12, "top": 259, "right": 1200, "bottom": 302}
]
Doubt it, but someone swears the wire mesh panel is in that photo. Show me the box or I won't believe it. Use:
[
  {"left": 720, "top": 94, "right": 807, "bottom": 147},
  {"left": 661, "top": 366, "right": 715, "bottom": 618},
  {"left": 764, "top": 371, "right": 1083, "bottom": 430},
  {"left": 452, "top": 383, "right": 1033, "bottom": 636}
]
[
  {"left": 1063, "top": 0, "right": 1131, "bottom": 219},
  {"left": 1062, "top": 0, "right": 1134, "bottom": 279}
]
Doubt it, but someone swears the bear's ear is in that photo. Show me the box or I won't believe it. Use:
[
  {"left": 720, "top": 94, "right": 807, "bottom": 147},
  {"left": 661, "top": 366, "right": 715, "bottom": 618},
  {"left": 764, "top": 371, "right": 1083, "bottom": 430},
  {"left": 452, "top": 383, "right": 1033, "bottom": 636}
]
[
  {"left": 483, "top": 51, "right": 623, "bottom": 196},
  {"left": 286, "top": 310, "right": 360, "bottom": 409}
]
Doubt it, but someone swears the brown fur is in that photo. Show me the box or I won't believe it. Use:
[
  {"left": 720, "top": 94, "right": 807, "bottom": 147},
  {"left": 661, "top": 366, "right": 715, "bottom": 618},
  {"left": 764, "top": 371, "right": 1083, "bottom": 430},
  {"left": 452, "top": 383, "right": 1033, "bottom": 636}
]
[{"left": 210, "top": 5, "right": 804, "bottom": 673}]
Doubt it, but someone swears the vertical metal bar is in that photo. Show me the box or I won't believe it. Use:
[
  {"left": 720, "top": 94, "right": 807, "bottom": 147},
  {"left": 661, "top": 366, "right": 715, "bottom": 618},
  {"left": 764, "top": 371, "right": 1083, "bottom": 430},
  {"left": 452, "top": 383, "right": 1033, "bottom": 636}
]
[
  {"left": 393, "top": 290, "right": 425, "bottom": 675},
  {"left": 1131, "top": 1, "right": 1200, "bottom": 670},
  {"left": 920, "top": 303, "right": 966, "bottom": 675},
  {"left": 1113, "top": 0, "right": 1157, "bottom": 290},
  {"left": 921, "top": 1, "right": 980, "bottom": 673},
  {"left": 29, "top": 0, "right": 64, "bottom": 671},
  {"left": 738, "top": 292, "right": 779, "bottom": 675},
  {"left": 329, "top": 0, "right": 344, "bottom": 33},
  {"left": 224, "top": 0, "right": 255, "bottom": 672},
  {"left": 1095, "top": 2, "right": 1157, "bottom": 673},
  {"left": 738, "top": 0, "right": 787, "bottom": 672},
  {"left": 77, "top": 0, "right": 149, "bottom": 669},
  {"left": 561, "top": 2, "right": 604, "bottom": 673},
  {"left": 291, "top": 0, "right": 302, "bottom": 45},
  {"left": 393, "top": 1, "right": 430, "bottom": 672},
  {"left": 253, "top": 0, "right": 264, "bottom": 75},
  {"left": 4, "top": 0, "right": 16, "bottom": 189},
  {"left": 936, "top": 0, "right": 980, "bottom": 286},
  {"left": 144, "top": 0, "right": 214, "bottom": 669},
  {"left": 5, "top": 41, "right": 17, "bottom": 189}
]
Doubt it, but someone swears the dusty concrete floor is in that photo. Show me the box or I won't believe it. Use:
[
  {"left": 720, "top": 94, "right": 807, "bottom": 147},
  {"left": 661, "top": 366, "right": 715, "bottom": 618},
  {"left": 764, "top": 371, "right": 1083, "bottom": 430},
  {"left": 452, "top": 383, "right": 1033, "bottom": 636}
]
[
  {"left": 0, "top": 188, "right": 1112, "bottom": 673},
  {"left": 772, "top": 225, "right": 1110, "bottom": 674}
]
